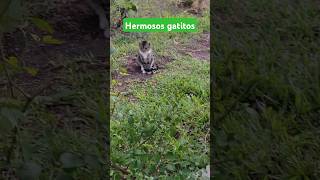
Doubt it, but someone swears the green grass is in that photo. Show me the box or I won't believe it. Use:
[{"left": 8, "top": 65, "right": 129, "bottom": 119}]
[
  {"left": 0, "top": 56, "right": 108, "bottom": 179},
  {"left": 213, "top": 0, "right": 320, "bottom": 178},
  {"left": 111, "top": 57, "right": 209, "bottom": 179},
  {"left": 111, "top": 0, "right": 210, "bottom": 178}
]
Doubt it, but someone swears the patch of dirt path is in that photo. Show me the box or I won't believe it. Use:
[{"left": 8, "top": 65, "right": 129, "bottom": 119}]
[
  {"left": 112, "top": 55, "right": 174, "bottom": 101},
  {"left": 177, "top": 33, "right": 210, "bottom": 60}
]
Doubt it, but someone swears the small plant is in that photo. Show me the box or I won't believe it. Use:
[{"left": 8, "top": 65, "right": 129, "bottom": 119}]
[{"left": 111, "top": 0, "right": 137, "bottom": 30}]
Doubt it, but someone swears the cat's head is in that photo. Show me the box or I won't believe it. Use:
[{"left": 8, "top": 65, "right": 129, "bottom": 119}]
[{"left": 139, "top": 40, "right": 151, "bottom": 52}]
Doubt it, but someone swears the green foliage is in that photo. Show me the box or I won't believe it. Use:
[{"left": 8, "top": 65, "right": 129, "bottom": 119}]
[
  {"left": 0, "top": 106, "right": 23, "bottom": 134},
  {"left": 42, "top": 35, "right": 64, "bottom": 45},
  {"left": 29, "top": 17, "right": 64, "bottom": 45},
  {"left": 59, "top": 152, "right": 85, "bottom": 169},
  {"left": 24, "top": 66, "right": 38, "bottom": 76},
  {"left": 112, "top": 0, "right": 137, "bottom": 12},
  {"left": 110, "top": 1, "right": 210, "bottom": 178},
  {"left": 0, "top": 56, "right": 108, "bottom": 179},
  {"left": 0, "top": 1, "right": 108, "bottom": 179},
  {"left": 111, "top": 58, "right": 209, "bottom": 178},
  {"left": 2, "top": 56, "right": 38, "bottom": 76},
  {"left": 0, "top": 0, "right": 26, "bottom": 33},
  {"left": 213, "top": 0, "right": 320, "bottom": 178},
  {"left": 111, "top": 0, "right": 137, "bottom": 30},
  {"left": 29, "top": 17, "right": 54, "bottom": 34},
  {"left": 16, "top": 161, "right": 42, "bottom": 180}
]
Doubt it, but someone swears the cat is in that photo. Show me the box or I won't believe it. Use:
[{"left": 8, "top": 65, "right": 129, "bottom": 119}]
[{"left": 137, "top": 40, "right": 157, "bottom": 74}]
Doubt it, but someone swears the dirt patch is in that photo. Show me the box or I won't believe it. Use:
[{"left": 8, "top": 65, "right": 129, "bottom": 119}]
[
  {"left": 112, "top": 55, "right": 174, "bottom": 99},
  {"left": 177, "top": 33, "right": 210, "bottom": 60},
  {"left": 126, "top": 55, "right": 174, "bottom": 75},
  {"left": 176, "top": 0, "right": 210, "bottom": 16}
]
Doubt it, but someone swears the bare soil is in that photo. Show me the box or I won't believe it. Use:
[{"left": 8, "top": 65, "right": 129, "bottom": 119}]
[
  {"left": 177, "top": 33, "right": 210, "bottom": 60},
  {"left": 112, "top": 55, "right": 174, "bottom": 99}
]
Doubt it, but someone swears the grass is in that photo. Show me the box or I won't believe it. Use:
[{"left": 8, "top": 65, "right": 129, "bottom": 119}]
[
  {"left": 4, "top": 0, "right": 318, "bottom": 178},
  {"left": 111, "top": 0, "right": 210, "bottom": 178},
  {"left": 213, "top": 0, "right": 320, "bottom": 178},
  {"left": 0, "top": 55, "right": 108, "bottom": 179},
  {"left": 1, "top": 0, "right": 209, "bottom": 179},
  {"left": 111, "top": 58, "right": 209, "bottom": 178}
]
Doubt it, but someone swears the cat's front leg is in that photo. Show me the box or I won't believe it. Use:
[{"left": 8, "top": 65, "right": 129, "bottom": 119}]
[{"left": 140, "top": 65, "right": 146, "bottom": 74}]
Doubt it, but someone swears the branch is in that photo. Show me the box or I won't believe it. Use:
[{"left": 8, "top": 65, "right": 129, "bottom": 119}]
[{"left": 110, "top": 163, "right": 130, "bottom": 175}]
